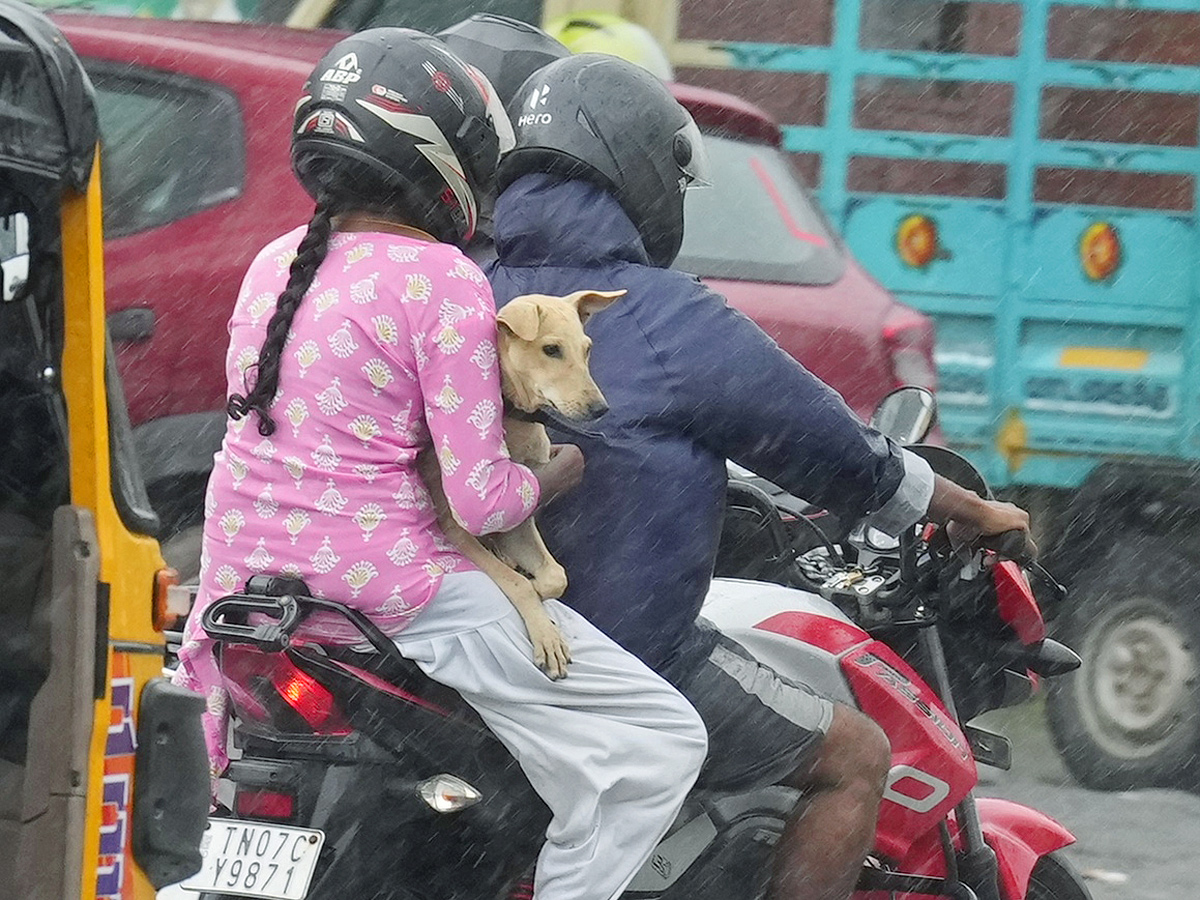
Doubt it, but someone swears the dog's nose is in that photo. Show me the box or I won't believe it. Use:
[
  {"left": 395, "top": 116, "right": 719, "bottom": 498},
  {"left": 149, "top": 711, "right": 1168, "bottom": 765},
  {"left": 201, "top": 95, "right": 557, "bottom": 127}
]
[{"left": 586, "top": 399, "right": 609, "bottom": 419}]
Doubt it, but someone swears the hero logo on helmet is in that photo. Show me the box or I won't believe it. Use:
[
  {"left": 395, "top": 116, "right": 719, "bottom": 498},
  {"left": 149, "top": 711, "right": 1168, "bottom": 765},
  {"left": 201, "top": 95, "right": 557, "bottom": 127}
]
[
  {"left": 321, "top": 52, "right": 362, "bottom": 85},
  {"left": 517, "top": 84, "right": 552, "bottom": 127},
  {"left": 354, "top": 99, "right": 477, "bottom": 235}
]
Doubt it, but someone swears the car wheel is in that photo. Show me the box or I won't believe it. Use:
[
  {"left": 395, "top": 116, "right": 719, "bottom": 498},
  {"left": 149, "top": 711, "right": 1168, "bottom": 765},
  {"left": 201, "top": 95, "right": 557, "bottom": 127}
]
[{"left": 1047, "top": 542, "right": 1200, "bottom": 790}]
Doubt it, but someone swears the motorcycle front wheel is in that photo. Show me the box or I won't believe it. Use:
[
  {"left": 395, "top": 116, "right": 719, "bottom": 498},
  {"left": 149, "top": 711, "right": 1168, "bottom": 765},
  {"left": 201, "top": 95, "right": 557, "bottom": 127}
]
[{"left": 1024, "top": 853, "right": 1093, "bottom": 900}]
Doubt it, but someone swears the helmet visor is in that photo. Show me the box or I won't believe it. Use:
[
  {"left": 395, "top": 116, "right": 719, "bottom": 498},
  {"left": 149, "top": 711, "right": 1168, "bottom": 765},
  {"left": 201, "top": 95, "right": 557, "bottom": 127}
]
[{"left": 676, "top": 116, "right": 712, "bottom": 189}]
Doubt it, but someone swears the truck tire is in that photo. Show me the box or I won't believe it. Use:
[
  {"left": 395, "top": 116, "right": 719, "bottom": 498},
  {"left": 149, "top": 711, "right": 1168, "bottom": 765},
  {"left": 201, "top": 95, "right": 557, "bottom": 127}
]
[{"left": 1047, "top": 541, "right": 1200, "bottom": 790}]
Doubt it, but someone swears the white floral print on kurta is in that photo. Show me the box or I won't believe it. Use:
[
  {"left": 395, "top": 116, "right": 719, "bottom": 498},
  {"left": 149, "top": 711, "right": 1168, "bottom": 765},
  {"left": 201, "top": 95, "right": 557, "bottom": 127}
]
[
  {"left": 312, "top": 287, "right": 339, "bottom": 319},
  {"left": 470, "top": 339, "right": 497, "bottom": 378},
  {"left": 254, "top": 484, "right": 278, "bottom": 519},
  {"left": 353, "top": 503, "right": 386, "bottom": 541},
  {"left": 351, "top": 273, "right": 379, "bottom": 305},
  {"left": 252, "top": 437, "right": 276, "bottom": 462},
  {"left": 328, "top": 321, "right": 359, "bottom": 358},
  {"left": 311, "top": 434, "right": 341, "bottom": 471},
  {"left": 173, "top": 229, "right": 539, "bottom": 783},
  {"left": 404, "top": 272, "right": 433, "bottom": 303},
  {"left": 350, "top": 414, "right": 382, "bottom": 446},
  {"left": 316, "top": 376, "right": 348, "bottom": 415},
  {"left": 282, "top": 456, "right": 305, "bottom": 488},
  {"left": 285, "top": 398, "right": 309, "bottom": 436},
  {"left": 284, "top": 509, "right": 310, "bottom": 545},
  {"left": 362, "top": 358, "right": 393, "bottom": 395},
  {"left": 373, "top": 314, "right": 400, "bottom": 345},
  {"left": 467, "top": 399, "right": 497, "bottom": 440},
  {"left": 295, "top": 340, "right": 321, "bottom": 375},
  {"left": 249, "top": 292, "right": 275, "bottom": 323}
]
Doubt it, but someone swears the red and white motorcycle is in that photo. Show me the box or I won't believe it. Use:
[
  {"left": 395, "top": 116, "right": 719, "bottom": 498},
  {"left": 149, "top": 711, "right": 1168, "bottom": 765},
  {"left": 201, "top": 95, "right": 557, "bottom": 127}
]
[{"left": 185, "top": 387, "right": 1090, "bottom": 900}]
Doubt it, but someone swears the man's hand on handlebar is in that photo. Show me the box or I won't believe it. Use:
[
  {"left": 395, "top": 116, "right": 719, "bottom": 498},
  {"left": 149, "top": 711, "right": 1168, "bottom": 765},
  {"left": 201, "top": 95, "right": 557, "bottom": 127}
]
[{"left": 927, "top": 474, "right": 1037, "bottom": 561}]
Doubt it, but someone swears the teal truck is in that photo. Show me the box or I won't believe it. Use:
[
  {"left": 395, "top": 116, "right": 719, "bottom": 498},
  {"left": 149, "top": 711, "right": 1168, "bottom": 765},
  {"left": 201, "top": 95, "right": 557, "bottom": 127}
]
[{"left": 651, "top": 0, "right": 1200, "bottom": 790}]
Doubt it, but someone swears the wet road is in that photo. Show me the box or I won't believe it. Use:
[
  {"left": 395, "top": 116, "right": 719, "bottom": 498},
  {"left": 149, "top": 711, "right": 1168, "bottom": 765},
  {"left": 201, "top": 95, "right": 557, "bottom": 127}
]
[
  {"left": 159, "top": 700, "right": 1199, "bottom": 899},
  {"left": 977, "top": 701, "right": 1200, "bottom": 899}
]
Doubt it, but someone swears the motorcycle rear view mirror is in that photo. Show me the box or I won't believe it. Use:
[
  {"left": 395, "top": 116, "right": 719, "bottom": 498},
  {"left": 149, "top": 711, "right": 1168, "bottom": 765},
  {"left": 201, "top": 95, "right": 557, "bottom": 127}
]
[{"left": 869, "top": 386, "right": 937, "bottom": 445}]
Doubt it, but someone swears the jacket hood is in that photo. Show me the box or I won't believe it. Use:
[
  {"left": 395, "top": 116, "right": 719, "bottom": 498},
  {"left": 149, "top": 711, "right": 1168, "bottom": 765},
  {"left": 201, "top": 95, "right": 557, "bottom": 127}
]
[{"left": 493, "top": 172, "right": 651, "bottom": 268}]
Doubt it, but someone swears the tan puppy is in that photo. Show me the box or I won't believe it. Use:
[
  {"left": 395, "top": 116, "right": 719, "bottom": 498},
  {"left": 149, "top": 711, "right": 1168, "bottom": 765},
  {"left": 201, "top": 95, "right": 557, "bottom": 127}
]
[{"left": 418, "top": 289, "right": 624, "bottom": 679}]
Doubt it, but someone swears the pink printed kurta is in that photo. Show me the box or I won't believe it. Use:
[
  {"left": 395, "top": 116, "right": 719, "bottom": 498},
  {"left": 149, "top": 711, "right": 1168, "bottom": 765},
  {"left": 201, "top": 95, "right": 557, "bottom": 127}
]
[{"left": 173, "top": 227, "right": 540, "bottom": 777}]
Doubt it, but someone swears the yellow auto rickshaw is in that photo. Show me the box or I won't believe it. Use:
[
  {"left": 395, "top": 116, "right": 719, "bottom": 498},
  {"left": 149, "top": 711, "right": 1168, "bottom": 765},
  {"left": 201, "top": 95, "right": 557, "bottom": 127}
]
[{"left": 0, "top": 2, "right": 208, "bottom": 896}]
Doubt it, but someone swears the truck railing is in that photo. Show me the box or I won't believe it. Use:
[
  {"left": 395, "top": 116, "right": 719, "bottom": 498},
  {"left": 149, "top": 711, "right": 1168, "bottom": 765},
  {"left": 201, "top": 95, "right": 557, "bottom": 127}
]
[{"left": 680, "top": 0, "right": 1200, "bottom": 488}]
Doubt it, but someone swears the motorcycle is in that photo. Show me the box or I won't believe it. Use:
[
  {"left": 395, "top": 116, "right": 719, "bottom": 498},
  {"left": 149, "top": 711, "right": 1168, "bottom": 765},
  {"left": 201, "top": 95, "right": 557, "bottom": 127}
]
[{"left": 182, "top": 386, "right": 1091, "bottom": 900}]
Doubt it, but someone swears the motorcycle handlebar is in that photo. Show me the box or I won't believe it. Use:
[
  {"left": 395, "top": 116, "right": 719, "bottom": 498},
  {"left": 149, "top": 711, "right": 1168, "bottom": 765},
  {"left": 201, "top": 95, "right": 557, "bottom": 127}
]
[{"left": 978, "top": 528, "right": 1034, "bottom": 565}]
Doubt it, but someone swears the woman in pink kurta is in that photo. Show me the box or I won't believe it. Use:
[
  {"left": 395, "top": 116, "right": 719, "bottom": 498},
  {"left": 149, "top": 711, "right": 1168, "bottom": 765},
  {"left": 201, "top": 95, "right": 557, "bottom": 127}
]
[{"left": 172, "top": 29, "right": 705, "bottom": 900}]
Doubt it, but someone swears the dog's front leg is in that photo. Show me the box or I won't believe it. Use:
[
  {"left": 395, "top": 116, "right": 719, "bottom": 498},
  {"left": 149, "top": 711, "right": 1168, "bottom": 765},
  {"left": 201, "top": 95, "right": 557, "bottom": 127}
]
[
  {"left": 489, "top": 519, "right": 568, "bottom": 601},
  {"left": 416, "top": 449, "right": 571, "bottom": 679}
]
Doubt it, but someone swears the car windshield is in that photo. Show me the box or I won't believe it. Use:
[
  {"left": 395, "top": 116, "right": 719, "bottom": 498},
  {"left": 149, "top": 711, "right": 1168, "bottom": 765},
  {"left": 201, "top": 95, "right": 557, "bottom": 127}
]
[{"left": 675, "top": 134, "right": 845, "bottom": 285}]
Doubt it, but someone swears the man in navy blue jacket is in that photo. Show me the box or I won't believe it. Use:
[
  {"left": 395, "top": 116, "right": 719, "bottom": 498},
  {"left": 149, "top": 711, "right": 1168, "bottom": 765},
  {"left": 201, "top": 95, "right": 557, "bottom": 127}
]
[{"left": 487, "top": 55, "right": 1032, "bottom": 900}]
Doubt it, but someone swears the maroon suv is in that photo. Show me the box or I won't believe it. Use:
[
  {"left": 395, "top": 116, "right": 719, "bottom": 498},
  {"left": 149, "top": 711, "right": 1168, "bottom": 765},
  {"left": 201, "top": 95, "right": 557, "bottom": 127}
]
[{"left": 52, "top": 15, "right": 935, "bottom": 554}]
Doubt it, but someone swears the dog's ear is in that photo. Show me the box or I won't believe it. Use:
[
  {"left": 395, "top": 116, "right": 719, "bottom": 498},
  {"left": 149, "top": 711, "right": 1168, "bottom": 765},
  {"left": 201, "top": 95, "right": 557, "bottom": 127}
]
[
  {"left": 566, "top": 289, "right": 626, "bottom": 325},
  {"left": 497, "top": 299, "right": 541, "bottom": 342}
]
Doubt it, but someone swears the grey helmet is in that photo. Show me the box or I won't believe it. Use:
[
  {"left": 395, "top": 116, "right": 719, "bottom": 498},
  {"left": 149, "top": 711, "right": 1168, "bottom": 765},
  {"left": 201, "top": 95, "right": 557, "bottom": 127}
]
[
  {"left": 497, "top": 54, "right": 710, "bottom": 267},
  {"left": 438, "top": 14, "right": 571, "bottom": 108}
]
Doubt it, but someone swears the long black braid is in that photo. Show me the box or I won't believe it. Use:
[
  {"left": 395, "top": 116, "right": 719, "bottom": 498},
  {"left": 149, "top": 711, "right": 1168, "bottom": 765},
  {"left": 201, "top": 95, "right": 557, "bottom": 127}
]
[{"left": 227, "top": 195, "right": 335, "bottom": 436}]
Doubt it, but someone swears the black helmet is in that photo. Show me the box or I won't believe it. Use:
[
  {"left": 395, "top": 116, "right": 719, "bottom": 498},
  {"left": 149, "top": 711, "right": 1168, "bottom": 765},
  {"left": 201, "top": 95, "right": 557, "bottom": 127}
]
[
  {"left": 292, "top": 28, "right": 500, "bottom": 245},
  {"left": 438, "top": 14, "right": 570, "bottom": 109},
  {"left": 497, "top": 54, "right": 710, "bottom": 268}
]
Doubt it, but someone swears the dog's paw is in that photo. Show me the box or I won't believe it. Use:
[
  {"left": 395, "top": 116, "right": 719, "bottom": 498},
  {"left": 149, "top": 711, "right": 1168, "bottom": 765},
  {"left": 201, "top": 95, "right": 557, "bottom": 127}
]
[
  {"left": 531, "top": 563, "right": 568, "bottom": 601},
  {"left": 527, "top": 612, "right": 572, "bottom": 680}
]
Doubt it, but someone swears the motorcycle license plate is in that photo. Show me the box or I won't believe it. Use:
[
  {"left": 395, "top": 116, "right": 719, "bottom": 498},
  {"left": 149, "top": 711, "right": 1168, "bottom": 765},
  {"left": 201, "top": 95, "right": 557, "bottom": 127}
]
[{"left": 179, "top": 819, "right": 325, "bottom": 899}]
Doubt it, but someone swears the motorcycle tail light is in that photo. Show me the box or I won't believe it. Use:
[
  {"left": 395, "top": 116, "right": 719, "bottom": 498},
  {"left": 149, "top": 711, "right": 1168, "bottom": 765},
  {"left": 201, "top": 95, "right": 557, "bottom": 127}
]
[
  {"left": 234, "top": 788, "right": 296, "bottom": 820},
  {"left": 272, "top": 661, "right": 353, "bottom": 736},
  {"left": 418, "top": 774, "right": 483, "bottom": 813},
  {"left": 883, "top": 307, "right": 937, "bottom": 390}
]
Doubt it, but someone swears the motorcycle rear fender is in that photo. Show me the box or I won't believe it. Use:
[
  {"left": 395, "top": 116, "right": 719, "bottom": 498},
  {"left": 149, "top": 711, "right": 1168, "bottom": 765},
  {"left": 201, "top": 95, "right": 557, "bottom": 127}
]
[{"left": 862, "top": 798, "right": 1075, "bottom": 900}]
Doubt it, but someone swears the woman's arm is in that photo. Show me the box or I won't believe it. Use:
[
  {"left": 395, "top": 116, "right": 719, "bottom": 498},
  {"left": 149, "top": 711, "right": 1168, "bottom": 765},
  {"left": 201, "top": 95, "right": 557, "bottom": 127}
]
[{"left": 411, "top": 272, "right": 541, "bottom": 536}]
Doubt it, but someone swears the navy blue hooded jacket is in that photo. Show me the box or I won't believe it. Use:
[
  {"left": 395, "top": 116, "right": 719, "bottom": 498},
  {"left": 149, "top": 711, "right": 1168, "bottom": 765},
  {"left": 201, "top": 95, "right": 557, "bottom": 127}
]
[{"left": 486, "top": 174, "right": 905, "bottom": 672}]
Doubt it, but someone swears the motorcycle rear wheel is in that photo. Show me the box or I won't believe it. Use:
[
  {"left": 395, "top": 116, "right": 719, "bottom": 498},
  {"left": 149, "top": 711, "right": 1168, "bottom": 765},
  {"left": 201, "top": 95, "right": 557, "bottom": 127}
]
[{"left": 1024, "top": 853, "right": 1092, "bottom": 900}]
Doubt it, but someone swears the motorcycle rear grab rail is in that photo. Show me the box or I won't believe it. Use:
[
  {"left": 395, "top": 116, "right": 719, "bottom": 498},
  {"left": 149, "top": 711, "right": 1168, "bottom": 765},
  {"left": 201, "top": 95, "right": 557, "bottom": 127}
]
[{"left": 201, "top": 575, "right": 406, "bottom": 664}]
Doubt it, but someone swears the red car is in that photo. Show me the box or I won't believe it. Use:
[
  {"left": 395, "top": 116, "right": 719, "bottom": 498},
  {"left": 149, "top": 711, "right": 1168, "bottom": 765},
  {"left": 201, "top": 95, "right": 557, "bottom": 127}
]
[{"left": 51, "top": 15, "right": 934, "bottom": 569}]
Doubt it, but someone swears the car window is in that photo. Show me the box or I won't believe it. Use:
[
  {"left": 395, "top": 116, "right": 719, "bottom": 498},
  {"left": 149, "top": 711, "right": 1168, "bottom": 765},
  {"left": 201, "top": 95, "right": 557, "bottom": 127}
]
[
  {"left": 675, "top": 134, "right": 846, "bottom": 285},
  {"left": 84, "top": 62, "right": 245, "bottom": 237}
]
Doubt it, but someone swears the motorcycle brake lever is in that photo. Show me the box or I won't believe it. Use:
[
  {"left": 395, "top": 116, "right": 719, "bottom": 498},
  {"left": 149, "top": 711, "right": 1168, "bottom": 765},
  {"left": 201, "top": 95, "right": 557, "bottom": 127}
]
[{"left": 1026, "top": 561, "right": 1068, "bottom": 602}]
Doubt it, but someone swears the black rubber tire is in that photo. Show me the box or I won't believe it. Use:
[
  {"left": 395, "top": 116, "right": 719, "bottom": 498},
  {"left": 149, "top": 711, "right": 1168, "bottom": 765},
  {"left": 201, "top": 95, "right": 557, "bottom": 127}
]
[
  {"left": 1047, "top": 541, "right": 1200, "bottom": 790},
  {"left": 1024, "top": 853, "right": 1093, "bottom": 900}
]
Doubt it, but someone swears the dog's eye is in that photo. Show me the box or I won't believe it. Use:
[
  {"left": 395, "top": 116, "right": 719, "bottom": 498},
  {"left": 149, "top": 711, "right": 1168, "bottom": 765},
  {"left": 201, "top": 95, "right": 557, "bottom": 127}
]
[{"left": 542, "top": 344, "right": 563, "bottom": 359}]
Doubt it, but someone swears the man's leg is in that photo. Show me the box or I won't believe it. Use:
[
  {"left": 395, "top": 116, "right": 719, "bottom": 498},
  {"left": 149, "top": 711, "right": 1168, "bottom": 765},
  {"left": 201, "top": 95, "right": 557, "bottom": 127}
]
[{"left": 770, "top": 704, "right": 891, "bottom": 900}]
